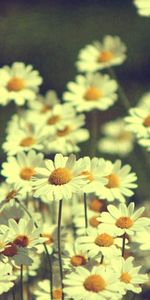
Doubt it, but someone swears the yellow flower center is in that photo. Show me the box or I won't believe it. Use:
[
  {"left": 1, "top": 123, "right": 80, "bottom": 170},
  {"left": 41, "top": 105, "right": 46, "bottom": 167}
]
[
  {"left": 95, "top": 233, "right": 114, "bottom": 247},
  {"left": 42, "top": 233, "right": 54, "bottom": 245},
  {"left": 84, "top": 274, "right": 106, "bottom": 292},
  {"left": 89, "top": 216, "right": 101, "bottom": 228},
  {"left": 20, "top": 136, "right": 36, "bottom": 147},
  {"left": 53, "top": 288, "right": 62, "bottom": 299},
  {"left": 116, "top": 217, "right": 133, "bottom": 229},
  {"left": 120, "top": 272, "right": 132, "bottom": 283},
  {"left": 6, "top": 189, "right": 17, "bottom": 201},
  {"left": 98, "top": 50, "right": 114, "bottom": 63},
  {"left": 84, "top": 87, "right": 103, "bottom": 101},
  {"left": 117, "top": 131, "right": 132, "bottom": 141},
  {"left": 41, "top": 104, "right": 51, "bottom": 113},
  {"left": 81, "top": 171, "right": 93, "bottom": 182},
  {"left": 49, "top": 168, "right": 72, "bottom": 185},
  {"left": 106, "top": 173, "right": 120, "bottom": 188},
  {"left": 89, "top": 199, "right": 106, "bottom": 212},
  {"left": 7, "top": 77, "right": 25, "bottom": 91},
  {"left": 47, "top": 115, "right": 60, "bottom": 125},
  {"left": 14, "top": 235, "right": 29, "bottom": 247},
  {"left": 57, "top": 126, "right": 71, "bottom": 137},
  {"left": 70, "top": 255, "right": 87, "bottom": 267},
  {"left": 20, "top": 167, "right": 35, "bottom": 180},
  {"left": 143, "top": 114, "right": 150, "bottom": 127}
]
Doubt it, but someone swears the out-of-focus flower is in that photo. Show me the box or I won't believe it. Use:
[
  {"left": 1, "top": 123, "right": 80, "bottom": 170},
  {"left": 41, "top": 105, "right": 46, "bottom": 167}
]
[
  {"left": 63, "top": 73, "right": 118, "bottom": 112},
  {"left": 125, "top": 107, "right": 150, "bottom": 138},
  {"left": 0, "top": 62, "right": 42, "bottom": 106},
  {"left": 98, "top": 118, "right": 134, "bottom": 157},
  {"left": 28, "top": 89, "right": 60, "bottom": 113},
  {"left": 76, "top": 35, "right": 126, "bottom": 72},
  {"left": 134, "top": 0, "right": 150, "bottom": 16},
  {"left": 0, "top": 262, "right": 16, "bottom": 295}
]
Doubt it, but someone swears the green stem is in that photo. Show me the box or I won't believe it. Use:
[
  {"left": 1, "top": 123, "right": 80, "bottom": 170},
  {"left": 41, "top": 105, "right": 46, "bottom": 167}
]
[
  {"left": 122, "top": 234, "right": 126, "bottom": 257},
  {"left": 20, "top": 265, "right": 24, "bottom": 300},
  {"left": 84, "top": 193, "right": 88, "bottom": 229},
  {"left": 57, "top": 199, "right": 64, "bottom": 300},
  {"left": 12, "top": 286, "right": 16, "bottom": 300}
]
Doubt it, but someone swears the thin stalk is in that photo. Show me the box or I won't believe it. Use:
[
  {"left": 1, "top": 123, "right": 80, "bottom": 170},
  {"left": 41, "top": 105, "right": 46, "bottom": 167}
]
[
  {"left": 12, "top": 286, "right": 16, "bottom": 300},
  {"left": 84, "top": 193, "right": 88, "bottom": 229},
  {"left": 100, "top": 254, "right": 104, "bottom": 264},
  {"left": 122, "top": 234, "right": 126, "bottom": 257},
  {"left": 20, "top": 264, "right": 24, "bottom": 300},
  {"left": 89, "top": 110, "right": 99, "bottom": 157},
  {"left": 57, "top": 199, "right": 64, "bottom": 300},
  {"left": 16, "top": 199, "right": 53, "bottom": 300}
]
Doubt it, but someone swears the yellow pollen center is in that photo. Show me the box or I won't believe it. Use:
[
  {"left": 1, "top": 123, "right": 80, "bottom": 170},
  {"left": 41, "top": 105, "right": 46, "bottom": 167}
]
[
  {"left": 70, "top": 255, "right": 87, "bottom": 267},
  {"left": 89, "top": 199, "right": 106, "bottom": 212},
  {"left": 14, "top": 235, "right": 29, "bottom": 247},
  {"left": 47, "top": 115, "right": 60, "bottom": 125},
  {"left": 116, "top": 217, "right": 133, "bottom": 229},
  {"left": 106, "top": 173, "right": 120, "bottom": 188},
  {"left": 57, "top": 126, "right": 71, "bottom": 137},
  {"left": 95, "top": 233, "right": 114, "bottom": 247},
  {"left": 84, "top": 87, "right": 103, "bottom": 101},
  {"left": 6, "top": 190, "right": 17, "bottom": 201},
  {"left": 143, "top": 115, "right": 150, "bottom": 127},
  {"left": 42, "top": 233, "right": 54, "bottom": 245},
  {"left": 81, "top": 171, "right": 93, "bottom": 182},
  {"left": 41, "top": 104, "right": 52, "bottom": 113},
  {"left": 49, "top": 168, "right": 72, "bottom": 185},
  {"left": 53, "top": 288, "right": 62, "bottom": 299},
  {"left": 89, "top": 216, "right": 101, "bottom": 227},
  {"left": 20, "top": 167, "right": 35, "bottom": 180},
  {"left": 120, "top": 272, "right": 132, "bottom": 283},
  {"left": 84, "top": 275, "right": 106, "bottom": 292},
  {"left": 98, "top": 50, "right": 114, "bottom": 63},
  {"left": 20, "top": 136, "right": 36, "bottom": 147},
  {"left": 7, "top": 77, "right": 25, "bottom": 91}
]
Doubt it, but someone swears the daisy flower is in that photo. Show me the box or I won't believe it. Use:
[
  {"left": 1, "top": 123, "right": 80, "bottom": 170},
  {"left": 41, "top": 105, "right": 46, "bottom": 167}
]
[
  {"left": 134, "top": 0, "right": 150, "bottom": 16},
  {"left": 0, "top": 62, "right": 42, "bottom": 106},
  {"left": 32, "top": 279, "right": 63, "bottom": 300},
  {"left": 138, "top": 137, "right": 150, "bottom": 151},
  {"left": 28, "top": 89, "right": 60, "bottom": 113},
  {"left": 45, "top": 114, "right": 89, "bottom": 155},
  {"left": 32, "top": 153, "right": 88, "bottom": 202},
  {"left": 63, "top": 265, "right": 124, "bottom": 300},
  {"left": 125, "top": 107, "right": 150, "bottom": 138},
  {"left": 98, "top": 118, "right": 134, "bottom": 157},
  {"left": 0, "top": 262, "right": 16, "bottom": 295},
  {"left": 0, "top": 182, "right": 23, "bottom": 203},
  {"left": 97, "top": 160, "right": 137, "bottom": 203},
  {"left": 98, "top": 202, "right": 150, "bottom": 236},
  {"left": 63, "top": 243, "right": 89, "bottom": 271},
  {"left": 76, "top": 35, "right": 126, "bottom": 73},
  {"left": 77, "top": 226, "right": 122, "bottom": 259},
  {"left": 1, "top": 150, "right": 44, "bottom": 198},
  {"left": 63, "top": 73, "right": 118, "bottom": 112},
  {"left": 111, "top": 256, "right": 148, "bottom": 293},
  {"left": 132, "top": 228, "right": 150, "bottom": 251},
  {"left": 0, "top": 199, "right": 24, "bottom": 225}
]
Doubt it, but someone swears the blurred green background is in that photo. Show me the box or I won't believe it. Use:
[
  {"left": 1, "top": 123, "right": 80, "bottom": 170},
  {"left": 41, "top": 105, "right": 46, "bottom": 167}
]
[{"left": 0, "top": 0, "right": 150, "bottom": 199}]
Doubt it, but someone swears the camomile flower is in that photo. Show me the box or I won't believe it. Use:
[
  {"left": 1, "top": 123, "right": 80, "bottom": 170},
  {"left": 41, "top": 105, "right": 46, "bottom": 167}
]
[
  {"left": 134, "top": 0, "right": 150, "bottom": 16},
  {"left": 0, "top": 62, "right": 42, "bottom": 106},
  {"left": 0, "top": 262, "right": 16, "bottom": 295},
  {"left": 125, "top": 107, "right": 150, "bottom": 138},
  {"left": 0, "top": 182, "right": 23, "bottom": 203},
  {"left": 40, "top": 103, "right": 76, "bottom": 135},
  {"left": 63, "top": 265, "right": 124, "bottom": 300},
  {"left": 111, "top": 256, "right": 148, "bottom": 294},
  {"left": 32, "top": 153, "right": 88, "bottom": 202},
  {"left": 98, "top": 118, "right": 134, "bottom": 157},
  {"left": 76, "top": 35, "right": 126, "bottom": 73},
  {"left": 28, "top": 89, "right": 60, "bottom": 113},
  {"left": 73, "top": 207, "right": 101, "bottom": 236},
  {"left": 63, "top": 73, "right": 118, "bottom": 112},
  {"left": 98, "top": 202, "right": 150, "bottom": 236},
  {"left": 97, "top": 160, "right": 137, "bottom": 203},
  {"left": 3, "top": 125, "right": 47, "bottom": 155},
  {"left": 77, "top": 226, "right": 122, "bottom": 259},
  {"left": 1, "top": 150, "right": 44, "bottom": 198},
  {"left": 0, "top": 199, "right": 24, "bottom": 225},
  {"left": 63, "top": 243, "right": 89, "bottom": 271},
  {"left": 45, "top": 114, "right": 89, "bottom": 155},
  {"left": 32, "top": 279, "right": 63, "bottom": 300}
]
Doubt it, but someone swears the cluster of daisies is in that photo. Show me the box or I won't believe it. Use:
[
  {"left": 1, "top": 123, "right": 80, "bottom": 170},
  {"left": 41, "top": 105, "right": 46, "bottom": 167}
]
[{"left": 0, "top": 13, "right": 149, "bottom": 300}]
